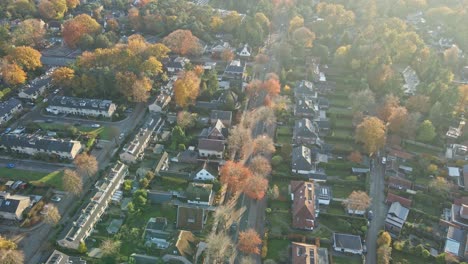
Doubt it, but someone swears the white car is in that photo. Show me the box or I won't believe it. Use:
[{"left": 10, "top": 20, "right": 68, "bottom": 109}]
[
  {"left": 381, "top": 157, "right": 387, "bottom": 164},
  {"left": 91, "top": 124, "right": 101, "bottom": 128}
]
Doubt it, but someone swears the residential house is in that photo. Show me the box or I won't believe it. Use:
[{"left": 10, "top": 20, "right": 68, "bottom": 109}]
[
  {"left": 237, "top": 44, "right": 251, "bottom": 59},
  {"left": 143, "top": 217, "right": 170, "bottom": 249},
  {"left": 386, "top": 192, "right": 412, "bottom": 208},
  {"left": 18, "top": 75, "right": 50, "bottom": 100},
  {"left": 47, "top": 96, "right": 116, "bottom": 117},
  {"left": 292, "top": 146, "right": 317, "bottom": 175},
  {"left": 0, "top": 134, "right": 82, "bottom": 159},
  {"left": 148, "top": 93, "right": 171, "bottom": 113},
  {"left": 0, "top": 192, "right": 31, "bottom": 221},
  {"left": 317, "top": 185, "right": 331, "bottom": 205},
  {"left": 444, "top": 226, "right": 468, "bottom": 259},
  {"left": 199, "top": 119, "right": 228, "bottom": 141},
  {"left": 401, "top": 66, "right": 420, "bottom": 95},
  {"left": 294, "top": 80, "right": 318, "bottom": 99},
  {"left": 0, "top": 98, "right": 22, "bottom": 125},
  {"left": 447, "top": 120, "right": 466, "bottom": 140},
  {"left": 388, "top": 176, "right": 412, "bottom": 191},
  {"left": 47, "top": 21, "right": 62, "bottom": 31},
  {"left": 164, "top": 230, "right": 200, "bottom": 264},
  {"left": 223, "top": 60, "right": 246, "bottom": 80},
  {"left": 210, "top": 42, "right": 233, "bottom": 57},
  {"left": 177, "top": 147, "right": 199, "bottom": 164},
  {"left": 147, "top": 190, "right": 172, "bottom": 204},
  {"left": 210, "top": 110, "right": 233, "bottom": 127},
  {"left": 464, "top": 165, "right": 468, "bottom": 192},
  {"left": 176, "top": 206, "right": 206, "bottom": 231},
  {"left": 292, "top": 242, "right": 329, "bottom": 264},
  {"left": 165, "top": 57, "right": 189, "bottom": 75},
  {"left": 333, "top": 233, "right": 363, "bottom": 255},
  {"left": 290, "top": 181, "right": 319, "bottom": 230},
  {"left": 385, "top": 201, "right": 409, "bottom": 237},
  {"left": 451, "top": 198, "right": 468, "bottom": 229},
  {"left": 154, "top": 152, "right": 169, "bottom": 176},
  {"left": 294, "top": 98, "right": 319, "bottom": 118},
  {"left": 193, "top": 162, "right": 217, "bottom": 181},
  {"left": 198, "top": 139, "right": 224, "bottom": 159},
  {"left": 120, "top": 114, "right": 164, "bottom": 163},
  {"left": 58, "top": 162, "right": 128, "bottom": 250},
  {"left": 294, "top": 118, "right": 320, "bottom": 146},
  {"left": 186, "top": 183, "right": 213, "bottom": 206},
  {"left": 45, "top": 250, "right": 87, "bottom": 264},
  {"left": 446, "top": 144, "right": 468, "bottom": 161},
  {"left": 314, "top": 119, "right": 331, "bottom": 136},
  {"left": 449, "top": 167, "right": 462, "bottom": 186}
]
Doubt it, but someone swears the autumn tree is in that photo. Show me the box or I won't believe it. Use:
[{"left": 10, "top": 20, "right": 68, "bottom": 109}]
[
  {"left": 267, "top": 185, "right": 280, "bottom": 200},
  {"left": 219, "top": 161, "right": 252, "bottom": 193},
  {"left": 162, "top": 29, "right": 203, "bottom": 56},
  {"left": 292, "top": 27, "right": 316, "bottom": 48},
  {"left": 74, "top": 153, "right": 98, "bottom": 178},
  {"left": 355, "top": 117, "right": 386, "bottom": 155},
  {"left": 252, "top": 106, "right": 277, "bottom": 126},
  {"left": 429, "top": 177, "right": 452, "bottom": 197},
  {"left": 38, "top": 0, "right": 68, "bottom": 20},
  {"left": 214, "top": 196, "right": 246, "bottom": 230},
  {"left": 100, "top": 239, "right": 121, "bottom": 256},
  {"left": 43, "top": 204, "right": 61, "bottom": 225},
  {"left": 63, "top": 169, "right": 83, "bottom": 196},
  {"left": 342, "top": 191, "right": 371, "bottom": 214},
  {"left": 377, "top": 94, "right": 400, "bottom": 122},
  {"left": 262, "top": 74, "right": 281, "bottom": 97},
  {"left": 456, "top": 85, "right": 468, "bottom": 113},
  {"left": 116, "top": 72, "right": 153, "bottom": 102},
  {"left": 177, "top": 111, "right": 198, "bottom": 130},
  {"left": 377, "top": 231, "right": 392, "bottom": 247},
  {"left": 253, "top": 135, "right": 276, "bottom": 155},
  {"left": 62, "top": 14, "right": 101, "bottom": 48},
  {"left": 0, "top": 249, "right": 24, "bottom": 264},
  {"left": 174, "top": 71, "right": 201, "bottom": 107},
  {"left": 7, "top": 46, "right": 42, "bottom": 71},
  {"left": 227, "top": 126, "right": 253, "bottom": 160},
  {"left": 66, "top": 0, "right": 80, "bottom": 9},
  {"left": 416, "top": 120, "right": 436, "bottom": 142},
  {"left": 238, "top": 229, "right": 262, "bottom": 255},
  {"left": 128, "top": 7, "right": 142, "bottom": 31},
  {"left": 51, "top": 67, "right": 75, "bottom": 88},
  {"left": 249, "top": 156, "right": 272, "bottom": 177},
  {"left": 348, "top": 151, "right": 363, "bottom": 163},
  {"left": 12, "top": 19, "right": 46, "bottom": 47},
  {"left": 221, "top": 49, "right": 235, "bottom": 62},
  {"left": 206, "top": 232, "right": 235, "bottom": 263},
  {"left": 244, "top": 175, "right": 269, "bottom": 200},
  {"left": 388, "top": 106, "right": 408, "bottom": 134},
  {"left": 405, "top": 95, "right": 430, "bottom": 113},
  {"left": 377, "top": 244, "right": 392, "bottom": 264},
  {"left": 240, "top": 256, "right": 256, "bottom": 264},
  {"left": 0, "top": 63, "right": 26, "bottom": 86},
  {"left": 289, "top": 16, "right": 304, "bottom": 33},
  {"left": 246, "top": 80, "right": 263, "bottom": 97}
]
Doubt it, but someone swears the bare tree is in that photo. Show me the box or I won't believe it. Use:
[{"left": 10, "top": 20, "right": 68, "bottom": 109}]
[
  {"left": 74, "top": 153, "right": 98, "bottom": 178},
  {"left": 177, "top": 110, "right": 198, "bottom": 130},
  {"left": 227, "top": 126, "right": 253, "bottom": 160},
  {"left": 342, "top": 191, "right": 371, "bottom": 214},
  {"left": 252, "top": 106, "right": 276, "bottom": 126},
  {"left": 100, "top": 239, "right": 121, "bottom": 256},
  {"left": 240, "top": 256, "right": 256, "bottom": 264},
  {"left": 0, "top": 249, "right": 25, "bottom": 264},
  {"left": 206, "top": 232, "right": 235, "bottom": 264},
  {"left": 63, "top": 169, "right": 83, "bottom": 196},
  {"left": 267, "top": 185, "right": 280, "bottom": 200},
  {"left": 253, "top": 135, "right": 276, "bottom": 155},
  {"left": 249, "top": 155, "right": 272, "bottom": 177},
  {"left": 43, "top": 204, "right": 61, "bottom": 225}
]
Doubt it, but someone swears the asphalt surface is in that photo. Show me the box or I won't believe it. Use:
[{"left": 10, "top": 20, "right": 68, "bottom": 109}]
[
  {"left": 366, "top": 158, "right": 387, "bottom": 264},
  {"left": 0, "top": 157, "right": 72, "bottom": 173}
]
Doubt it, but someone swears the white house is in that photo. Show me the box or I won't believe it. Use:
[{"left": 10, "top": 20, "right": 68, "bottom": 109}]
[
  {"left": 0, "top": 98, "right": 22, "bottom": 125},
  {"left": 47, "top": 96, "right": 117, "bottom": 118},
  {"left": 198, "top": 139, "right": 224, "bottom": 159},
  {"left": 237, "top": 44, "right": 251, "bottom": 58},
  {"left": 194, "top": 163, "right": 217, "bottom": 181}
]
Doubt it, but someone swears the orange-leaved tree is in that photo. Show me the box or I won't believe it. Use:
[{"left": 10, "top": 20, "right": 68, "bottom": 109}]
[
  {"left": 238, "top": 229, "right": 262, "bottom": 255},
  {"left": 1, "top": 63, "right": 26, "bottom": 86},
  {"left": 355, "top": 117, "right": 386, "bottom": 155},
  {"left": 62, "top": 14, "right": 101, "bottom": 48},
  {"left": 243, "top": 175, "right": 269, "bottom": 200},
  {"left": 162, "top": 29, "right": 203, "bottom": 56},
  {"left": 52, "top": 67, "right": 75, "bottom": 88},
  {"left": 7, "top": 46, "right": 42, "bottom": 71},
  {"left": 174, "top": 71, "right": 201, "bottom": 107},
  {"left": 219, "top": 161, "right": 252, "bottom": 193}
]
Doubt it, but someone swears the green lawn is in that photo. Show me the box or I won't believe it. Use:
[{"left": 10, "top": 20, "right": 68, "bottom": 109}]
[
  {"left": 319, "top": 214, "right": 367, "bottom": 235},
  {"left": 0, "top": 168, "right": 64, "bottom": 189},
  {"left": 333, "top": 118, "right": 353, "bottom": 128},
  {"left": 332, "top": 184, "right": 365, "bottom": 199},
  {"left": 38, "top": 123, "right": 116, "bottom": 140},
  {"left": 328, "top": 107, "right": 354, "bottom": 117},
  {"left": 392, "top": 250, "right": 429, "bottom": 264},
  {"left": 266, "top": 239, "right": 289, "bottom": 260},
  {"left": 403, "top": 142, "right": 442, "bottom": 156},
  {"left": 332, "top": 255, "right": 362, "bottom": 264},
  {"left": 276, "top": 126, "right": 292, "bottom": 136},
  {"left": 330, "top": 97, "right": 351, "bottom": 108}
]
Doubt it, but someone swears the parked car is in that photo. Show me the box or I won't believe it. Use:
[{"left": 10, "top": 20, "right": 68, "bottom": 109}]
[
  {"left": 53, "top": 89, "right": 60, "bottom": 94},
  {"left": 91, "top": 124, "right": 101, "bottom": 128},
  {"left": 51, "top": 195, "right": 62, "bottom": 202},
  {"left": 6, "top": 163, "right": 15, "bottom": 168},
  {"left": 119, "top": 133, "right": 125, "bottom": 140},
  {"left": 381, "top": 157, "right": 387, "bottom": 165},
  {"left": 367, "top": 210, "right": 374, "bottom": 221},
  {"left": 45, "top": 119, "right": 54, "bottom": 123}
]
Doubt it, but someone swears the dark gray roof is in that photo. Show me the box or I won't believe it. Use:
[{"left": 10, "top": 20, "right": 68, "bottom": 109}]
[
  {"left": 21, "top": 76, "right": 50, "bottom": 95},
  {"left": 45, "top": 250, "right": 86, "bottom": 264},
  {"left": 0, "top": 98, "right": 21, "bottom": 117},
  {"left": 294, "top": 118, "right": 319, "bottom": 138},
  {"left": 49, "top": 96, "right": 114, "bottom": 112},
  {"left": 41, "top": 56, "right": 75, "bottom": 66},
  {"left": 147, "top": 190, "right": 172, "bottom": 204},
  {"left": 294, "top": 80, "right": 315, "bottom": 96},
  {"left": 292, "top": 145, "right": 313, "bottom": 171},
  {"left": 210, "top": 110, "right": 232, "bottom": 122},
  {"left": 0, "top": 197, "right": 20, "bottom": 213},
  {"left": 198, "top": 139, "right": 224, "bottom": 152},
  {"left": 447, "top": 226, "right": 465, "bottom": 242},
  {"left": 0, "top": 134, "right": 79, "bottom": 153},
  {"left": 196, "top": 100, "right": 221, "bottom": 109},
  {"left": 224, "top": 60, "right": 245, "bottom": 74},
  {"left": 186, "top": 183, "right": 213, "bottom": 202},
  {"left": 315, "top": 120, "right": 331, "bottom": 130},
  {"left": 333, "top": 233, "right": 363, "bottom": 251},
  {"left": 295, "top": 98, "right": 318, "bottom": 115}
]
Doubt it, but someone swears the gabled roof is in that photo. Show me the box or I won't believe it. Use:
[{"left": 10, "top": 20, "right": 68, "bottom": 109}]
[
  {"left": 295, "top": 98, "right": 318, "bottom": 115},
  {"left": 186, "top": 183, "right": 213, "bottom": 202},
  {"left": 0, "top": 134, "right": 80, "bottom": 154},
  {"left": 385, "top": 202, "right": 409, "bottom": 229},
  {"left": 291, "top": 181, "right": 316, "bottom": 229},
  {"left": 210, "top": 110, "right": 232, "bottom": 122},
  {"left": 49, "top": 96, "right": 114, "bottom": 112},
  {"left": 292, "top": 146, "right": 314, "bottom": 171},
  {"left": 386, "top": 192, "right": 412, "bottom": 208},
  {"left": 291, "top": 242, "right": 318, "bottom": 264},
  {"left": 294, "top": 80, "right": 316, "bottom": 96},
  {"left": 175, "top": 230, "right": 199, "bottom": 261},
  {"left": 176, "top": 206, "right": 204, "bottom": 231},
  {"left": 333, "top": 233, "right": 363, "bottom": 251},
  {"left": 0, "top": 192, "right": 30, "bottom": 215},
  {"left": 387, "top": 176, "right": 412, "bottom": 190},
  {"left": 0, "top": 98, "right": 21, "bottom": 117},
  {"left": 295, "top": 118, "right": 319, "bottom": 139},
  {"left": 224, "top": 60, "right": 245, "bottom": 74},
  {"left": 198, "top": 139, "right": 225, "bottom": 152}
]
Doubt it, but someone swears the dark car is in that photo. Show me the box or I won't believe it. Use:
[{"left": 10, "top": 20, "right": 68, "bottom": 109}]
[{"left": 367, "top": 210, "right": 374, "bottom": 221}]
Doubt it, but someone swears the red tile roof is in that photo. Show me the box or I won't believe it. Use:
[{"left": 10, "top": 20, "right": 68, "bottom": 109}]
[
  {"left": 388, "top": 149, "right": 415, "bottom": 160},
  {"left": 291, "top": 242, "right": 318, "bottom": 264},
  {"left": 388, "top": 176, "right": 412, "bottom": 190},
  {"left": 386, "top": 192, "right": 412, "bottom": 208},
  {"left": 291, "top": 181, "right": 316, "bottom": 230}
]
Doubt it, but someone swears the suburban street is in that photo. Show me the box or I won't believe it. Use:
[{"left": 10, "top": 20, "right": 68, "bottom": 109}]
[{"left": 366, "top": 158, "right": 387, "bottom": 264}]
